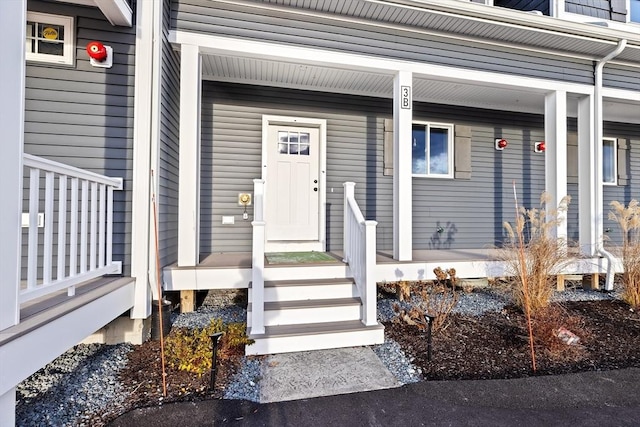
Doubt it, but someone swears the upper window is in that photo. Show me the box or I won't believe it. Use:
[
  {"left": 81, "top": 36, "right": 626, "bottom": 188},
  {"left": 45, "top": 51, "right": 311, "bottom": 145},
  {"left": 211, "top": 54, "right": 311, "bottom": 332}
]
[
  {"left": 603, "top": 138, "right": 617, "bottom": 185},
  {"left": 26, "top": 12, "right": 74, "bottom": 65},
  {"left": 278, "top": 131, "right": 310, "bottom": 156},
  {"left": 412, "top": 122, "right": 454, "bottom": 178},
  {"left": 632, "top": 0, "right": 640, "bottom": 23}
]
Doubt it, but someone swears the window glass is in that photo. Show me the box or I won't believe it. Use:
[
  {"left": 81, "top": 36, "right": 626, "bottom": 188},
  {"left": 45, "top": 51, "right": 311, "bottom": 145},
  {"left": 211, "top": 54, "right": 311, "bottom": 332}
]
[
  {"left": 412, "top": 125, "right": 427, "bottom": 174},
  {"left": 632, "top": 0, "right": 640, "bottom": 23},
  {"left": 277, "top": 131, "right": 310, "bottom": 156},
  {"left": 603, "top": 138, "right": 616, "bottom": 184},
  {"left": 429, "top": 127, "right": 450, "bottom": 175},
  {"left": 412, "top": 123, "right": 453, "bottom": 177}
]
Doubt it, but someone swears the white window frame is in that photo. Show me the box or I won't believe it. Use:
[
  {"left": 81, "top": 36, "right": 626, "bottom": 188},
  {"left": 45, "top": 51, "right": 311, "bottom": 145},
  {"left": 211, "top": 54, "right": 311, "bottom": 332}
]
[
  {"left": 412, "top": 121, "right": 454, "bottom": 179},
  {"left": 602, "top": 137, "right": 618, "bottom": 186},
  {"left": 26, "top": 12, "right": 74, "bottom": 65}
]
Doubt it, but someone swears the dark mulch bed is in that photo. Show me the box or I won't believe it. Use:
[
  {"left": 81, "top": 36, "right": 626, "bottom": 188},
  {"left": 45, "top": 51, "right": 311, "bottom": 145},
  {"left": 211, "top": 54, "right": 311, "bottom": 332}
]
[{"left": 385, "top": 300, "right": 640, "bottom": 380}]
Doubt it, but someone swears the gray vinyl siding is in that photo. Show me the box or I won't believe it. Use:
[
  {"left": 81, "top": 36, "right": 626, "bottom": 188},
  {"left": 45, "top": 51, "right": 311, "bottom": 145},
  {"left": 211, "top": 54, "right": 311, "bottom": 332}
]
[
  {"left": 602, "top": 123, "right": 640, "bottom": 248},
  {"left": 411, "top": 105, "right": 546, "bottom": 249},
  {"left": 495, "top": 0, "right": 550, "bottom": 15},
  {"left": 200, "top": 83, "right": 393, "bottom": 253},
  {"left": 565, "top": 0, "right": 627, "bottom": 22},
  {"left": 171, "top": 0, "right": 593, "bottom": 85},
  {"left": 603, "top": 65, "right": 640, "bottom": 91},
  {"left": 201, "top": 82, "right": 555, "bottom": 252},
  {"left": 158, "top": 0, "right": 181, "bottom": 267},
  {"left": 24, "top": 1, "right": 135, "bottom": 275}
]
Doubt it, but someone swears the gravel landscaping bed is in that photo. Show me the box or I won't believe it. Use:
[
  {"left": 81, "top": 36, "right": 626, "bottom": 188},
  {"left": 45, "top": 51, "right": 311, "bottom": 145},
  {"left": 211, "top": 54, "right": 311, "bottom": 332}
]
[{"left": 16, "top": 284, "right": 636, "bottom": 426}]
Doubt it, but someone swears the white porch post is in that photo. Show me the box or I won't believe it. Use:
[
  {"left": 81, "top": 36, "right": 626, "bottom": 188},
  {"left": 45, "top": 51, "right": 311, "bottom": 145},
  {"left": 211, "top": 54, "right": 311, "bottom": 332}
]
[
  {"left": 393, "top": 71, "right": 413, "bottom": 261},
  {"left": 544, "top": 90, "right": 568, "bottom": 241},
  {"left": 578, "top": 95, "right": 598, "bottom": 255},
  {"left": 178, "top": 44, "right": 202, "bottom": 267},
  {"left": 0, "top": 1, "right": 25, "bottom": 423}
]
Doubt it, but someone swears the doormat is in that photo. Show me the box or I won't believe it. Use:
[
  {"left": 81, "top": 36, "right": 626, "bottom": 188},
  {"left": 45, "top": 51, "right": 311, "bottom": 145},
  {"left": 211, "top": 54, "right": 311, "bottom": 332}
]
[{"left": 265, "top": 251, "right": 338, "bottom": 265}]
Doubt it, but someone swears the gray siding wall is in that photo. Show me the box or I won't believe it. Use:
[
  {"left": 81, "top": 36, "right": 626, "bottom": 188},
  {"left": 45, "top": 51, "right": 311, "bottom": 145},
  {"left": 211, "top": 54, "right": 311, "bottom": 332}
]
[
  {"left": 201, "top": 82, "right": 555, "bottom": 253},
  {"left": 171, "top": 0, "right": 593, "bottom": 85},
  {"left": 159, "top": 0, "right": 181, "bottom": 267},
  {"left": 603, "top": 65, "right": 640, "bottom": 91},
  {"left": 24, "top": 1, "right": 135, "bottom": 275},
  {"left": 565, "top": 0, "right": 627, "bottom": 22},
  {"left": 495, "top": 0, "right": 550, "bottom": 15}
]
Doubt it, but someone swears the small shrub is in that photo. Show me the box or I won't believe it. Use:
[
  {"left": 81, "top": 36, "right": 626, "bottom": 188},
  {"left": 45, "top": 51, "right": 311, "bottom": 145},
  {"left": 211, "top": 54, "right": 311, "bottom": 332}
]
[
  {"left": 609, "top": 200, "right": 640, "bottom": 308},
  {"left": 165, "top": 319, "right": 253, "bottom": 375},
  {"left": 530, "top": 305, "right": 587, "bottom": 361},
  {"left": 502, "top": 192, "right": 571, "bottom": 314},
  {"left": 394, "top": 268, "right": 459, "bottom": 335}
]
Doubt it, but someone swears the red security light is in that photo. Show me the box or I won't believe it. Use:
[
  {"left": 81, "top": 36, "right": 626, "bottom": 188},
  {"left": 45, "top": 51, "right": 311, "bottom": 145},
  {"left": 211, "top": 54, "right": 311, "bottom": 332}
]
[
  {"left": 535, "top": 141, "right": 546, "bottom": 153},
  {"left": 495, "top": 138, "right": 508, "bottom": 150},
  {"left": 86, "top": 41, "right": 108, "bottom": 62}
]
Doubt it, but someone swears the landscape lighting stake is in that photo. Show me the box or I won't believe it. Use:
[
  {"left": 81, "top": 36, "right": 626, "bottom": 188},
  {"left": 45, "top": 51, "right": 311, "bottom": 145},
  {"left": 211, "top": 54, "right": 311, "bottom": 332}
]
[
  {"left": 425, "top": 314, "right": 436, "bottom": 361},
  {"left": 209, "top": 332, "right": 224, "bottom": 392}
]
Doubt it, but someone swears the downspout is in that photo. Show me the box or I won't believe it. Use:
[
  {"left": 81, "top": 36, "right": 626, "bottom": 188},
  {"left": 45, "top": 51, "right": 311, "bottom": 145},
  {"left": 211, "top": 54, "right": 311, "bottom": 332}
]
[{"left": 594, "top": 39, "right": 627, "bottom": 291}]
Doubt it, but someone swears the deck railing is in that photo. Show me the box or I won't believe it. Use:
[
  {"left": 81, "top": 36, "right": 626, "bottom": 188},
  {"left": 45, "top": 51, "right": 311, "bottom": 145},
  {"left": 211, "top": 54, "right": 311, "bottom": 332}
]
[
  {"left": 343, "top": 182, "right": 378, "bottom": 326},
  {"left": 21, "top": 154, "right": 123, "bottom": 303},
  {"left": 250, "top": 178, "right": 266, "bottom": 335}
]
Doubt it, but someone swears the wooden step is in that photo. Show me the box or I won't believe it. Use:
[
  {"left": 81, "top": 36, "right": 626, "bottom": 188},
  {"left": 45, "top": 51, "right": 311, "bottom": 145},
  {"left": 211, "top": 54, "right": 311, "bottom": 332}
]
[
  {"left": 246, "top": 320, "right": 385, "bottom": 355},
  {"left": 249, "top": 278, "right": 357, "bottom": 302},
  {"left": 248, "top": 297, "right": 362, "bottom": 326}
]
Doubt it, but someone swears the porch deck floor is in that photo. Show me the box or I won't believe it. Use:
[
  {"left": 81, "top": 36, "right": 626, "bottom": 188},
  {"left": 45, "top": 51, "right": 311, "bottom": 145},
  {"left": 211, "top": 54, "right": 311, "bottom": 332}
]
[
  {"left": 2, "top": 276, "right": 135, "bottom": 346},
  {"left": 196, "top": 248, "right": 502, "bottom": 269}
]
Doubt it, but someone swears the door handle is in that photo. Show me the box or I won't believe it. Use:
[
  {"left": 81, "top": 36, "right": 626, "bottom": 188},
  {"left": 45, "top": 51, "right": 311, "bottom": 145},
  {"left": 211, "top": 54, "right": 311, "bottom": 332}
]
[
  {"left": 313, "top": 179, "right": 318, "bottom": 184},
  {"left": 314, "top": 187, "right": 318, "bottom": 191}
]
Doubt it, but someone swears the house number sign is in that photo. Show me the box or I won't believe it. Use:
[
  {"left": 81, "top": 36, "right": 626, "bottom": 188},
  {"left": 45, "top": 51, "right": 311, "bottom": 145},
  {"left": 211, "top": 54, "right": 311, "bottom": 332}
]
[{"left": 401, "top": 86, "right": 411, "bottom": 109}]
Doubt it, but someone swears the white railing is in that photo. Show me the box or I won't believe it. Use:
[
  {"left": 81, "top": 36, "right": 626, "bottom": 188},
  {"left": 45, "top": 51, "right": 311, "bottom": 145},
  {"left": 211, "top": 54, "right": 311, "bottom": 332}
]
[
  {"left": 343, "top": 182, "right": 378, "bottom": 326},
  {"left": 21, "top": 154, "right": 123, "bottom": 303},
  {"left": 250, "top": 178, "right": 266, "bottom": 335}
]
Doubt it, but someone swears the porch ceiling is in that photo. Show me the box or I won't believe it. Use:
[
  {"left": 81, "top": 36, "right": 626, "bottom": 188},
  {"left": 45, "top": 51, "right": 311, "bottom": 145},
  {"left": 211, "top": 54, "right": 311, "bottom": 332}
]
[{"left": 201, "top": 54, "right": 640, "bottom": 124}]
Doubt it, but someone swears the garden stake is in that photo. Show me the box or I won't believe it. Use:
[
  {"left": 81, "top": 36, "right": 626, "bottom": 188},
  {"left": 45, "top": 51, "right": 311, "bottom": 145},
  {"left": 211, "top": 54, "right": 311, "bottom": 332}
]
[
  {"left": 425, "top": 314, "right": 436, "bottom": 361},
  {"left": 209, "top": 332, "right": 224, "bottom": 392},
  {"left": 151, "top": 170, "right": 168, "bottom": 397}
]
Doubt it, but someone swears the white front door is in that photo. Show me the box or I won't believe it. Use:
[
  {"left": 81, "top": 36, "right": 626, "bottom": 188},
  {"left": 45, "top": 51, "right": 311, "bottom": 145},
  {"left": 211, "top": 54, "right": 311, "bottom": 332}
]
[{"left": 265, "top": 123, "right": 321, "bottom": 249}]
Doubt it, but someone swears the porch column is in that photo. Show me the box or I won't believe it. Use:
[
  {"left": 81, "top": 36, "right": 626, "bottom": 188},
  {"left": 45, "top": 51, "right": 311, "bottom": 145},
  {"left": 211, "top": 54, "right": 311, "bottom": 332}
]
[
  {"left": 578, "top": 95, "right": 598, "bottom": 255},
  {"left": 544, "top": 90, "right": 568, "bottom": 241},
  {"left": 0, "top": 0, "right": 25, "bottom": 334},
  {"left": 0, "top": 388, "right": 16, "bottom": 427},
  {"left": 178, "top": 44, "right": 202, "bottom": 266},
  {"left": 393, "top": 71, "right": 413, "bottom": 261}
]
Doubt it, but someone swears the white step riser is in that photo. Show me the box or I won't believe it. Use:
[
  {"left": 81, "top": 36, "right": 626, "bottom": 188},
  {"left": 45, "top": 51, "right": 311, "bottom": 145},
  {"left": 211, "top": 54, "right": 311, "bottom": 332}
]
[
  {"left": 263, "top": 265, "right": 351, "bottom": 281},
  {"left": 246, "top": 328, "right": 384, "bottom": 355},
  {"left": 249, "top": 284, "right": 358, "bottom": 302},
  {"left": 248, "top": 305, "right": 361, "bottom": 326}
]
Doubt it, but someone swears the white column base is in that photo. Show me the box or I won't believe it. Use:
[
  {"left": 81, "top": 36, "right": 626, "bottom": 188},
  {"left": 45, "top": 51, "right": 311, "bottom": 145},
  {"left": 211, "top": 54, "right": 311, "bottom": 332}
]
[{"left": 0, "top": 387, "right": 16, "bottom": 427}]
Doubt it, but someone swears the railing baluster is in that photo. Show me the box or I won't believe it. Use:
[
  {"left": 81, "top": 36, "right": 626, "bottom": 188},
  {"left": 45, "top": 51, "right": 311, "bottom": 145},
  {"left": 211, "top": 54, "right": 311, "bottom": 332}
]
[
  {"left": 27, "top": 168, "right": 40, "bottom": 290},
  {"left": 80, "top": 180, "right": 89, "bottom": 274},
  {"left": 106, "top": 186, "right": 114, "bottom": 266},
  {"left": 43, "top": 171, "right": 54, "bottom": 284},
  {"left": 98, "top": 184, "right": 106, "bottom": 268},
  {"left": 70, "top": 177, "right": 79, "bottom": 277},
  {"left": 57, "top": 175, "right": 67, "bottom": 281},
  {"left": 90, "top": 181, "right": 98, "bottom": 271}
]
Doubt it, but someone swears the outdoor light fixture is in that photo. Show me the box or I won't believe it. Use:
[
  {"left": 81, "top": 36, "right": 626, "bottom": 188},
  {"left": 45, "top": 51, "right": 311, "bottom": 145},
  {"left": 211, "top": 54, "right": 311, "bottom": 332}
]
[
  {"left": 535, "top": 141, "right": 546, "bottom": 153},
  {"left": 424, "top": 313, "right": 436, "bottom": 361},
  {"left": 209, "top": 332, "right": 224, "bottom": 392},
  {"left": 495, "top": 138, "right": 508, "bottom": 150}
]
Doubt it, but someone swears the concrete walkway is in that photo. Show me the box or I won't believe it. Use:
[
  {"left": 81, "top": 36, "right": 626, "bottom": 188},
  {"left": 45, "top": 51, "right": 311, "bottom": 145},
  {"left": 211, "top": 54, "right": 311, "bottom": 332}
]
[{"left": 110, "top": 366, "right": 640, "bottom": 426}]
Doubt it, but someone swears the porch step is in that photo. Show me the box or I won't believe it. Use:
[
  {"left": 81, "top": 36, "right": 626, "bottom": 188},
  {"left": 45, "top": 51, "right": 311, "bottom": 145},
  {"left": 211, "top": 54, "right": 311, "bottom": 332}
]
[
  {"left": 248, "top": 297, "right": 362, "bottom": 326},
  {"left": 249, "top": 278, "right": 357, "bottom": 302},
  {"left": 245, "top": 320, "right": 385, "bottom": 355}
]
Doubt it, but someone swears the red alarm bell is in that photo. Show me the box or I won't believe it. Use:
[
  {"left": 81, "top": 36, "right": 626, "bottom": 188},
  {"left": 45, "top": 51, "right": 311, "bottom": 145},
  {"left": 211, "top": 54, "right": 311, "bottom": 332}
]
[
  {"left": 495, "top": 138, "right": 508, "bottom": 150},
  {"left": 86, "top": 41, "right": 108, "bottom": 62},
  {"left": 535, "top": 141, "right": 546, "bottom": 153}
]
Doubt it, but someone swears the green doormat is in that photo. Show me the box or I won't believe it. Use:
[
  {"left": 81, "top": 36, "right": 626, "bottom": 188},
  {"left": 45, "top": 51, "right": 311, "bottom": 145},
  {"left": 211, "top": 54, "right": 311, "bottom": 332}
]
[{"left": 265, "top": 251, "right": 338, "bottom": 265}]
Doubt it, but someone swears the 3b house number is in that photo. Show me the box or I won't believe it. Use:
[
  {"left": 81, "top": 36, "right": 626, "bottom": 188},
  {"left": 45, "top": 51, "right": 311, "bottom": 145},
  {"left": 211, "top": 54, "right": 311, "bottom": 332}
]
[{"left": 401, "top": 86, "right": 411, "bottom": 109}]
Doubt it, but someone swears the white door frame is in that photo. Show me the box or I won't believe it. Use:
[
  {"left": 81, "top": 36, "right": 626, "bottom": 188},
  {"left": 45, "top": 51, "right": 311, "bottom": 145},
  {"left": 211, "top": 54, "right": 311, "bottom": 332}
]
[{"left": 261, "top": 115, "right": 327, "bottom": 252}]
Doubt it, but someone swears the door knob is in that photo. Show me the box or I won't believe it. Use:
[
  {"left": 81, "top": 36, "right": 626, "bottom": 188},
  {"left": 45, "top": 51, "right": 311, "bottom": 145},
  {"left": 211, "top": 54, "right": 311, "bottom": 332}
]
[
  {"left": 314, "top": 187, "right": 318, "bottom": 191},
  {"left": 313, "top": 179, "right": 318, "bottom": 184}
]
